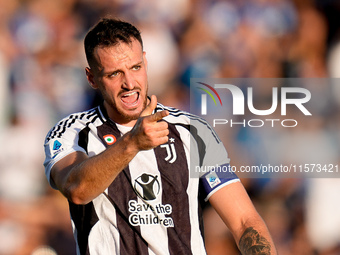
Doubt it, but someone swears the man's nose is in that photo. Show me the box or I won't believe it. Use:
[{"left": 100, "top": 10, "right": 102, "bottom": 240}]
[{"left": 122, "top": 72, "right": 135, "bottom": 90}]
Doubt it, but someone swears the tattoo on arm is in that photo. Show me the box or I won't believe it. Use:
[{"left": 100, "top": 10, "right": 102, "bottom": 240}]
[{"left": 239, "top": 227, "right": 272, "bottom": 255}]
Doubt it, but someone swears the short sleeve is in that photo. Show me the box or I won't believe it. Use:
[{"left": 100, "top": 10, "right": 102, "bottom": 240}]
[
  {"left": 191, "top": 118, "right": 239, "bottom": 201},
  {"left": 43, "top": 128, "right": 86, "bottom": 189}
]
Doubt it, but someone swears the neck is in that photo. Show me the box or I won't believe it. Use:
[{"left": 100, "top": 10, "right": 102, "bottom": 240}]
[{"left": 103, "top": 102, "right": 138, "bottom": 127}]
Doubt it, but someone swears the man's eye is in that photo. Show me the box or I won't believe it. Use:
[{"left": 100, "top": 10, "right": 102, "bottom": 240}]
[
  {"left": 110, "top": 71, "right": 119, "bottom": 77},
  {"left": 132, "top": 65, "right": 141, "bottom": 71}
]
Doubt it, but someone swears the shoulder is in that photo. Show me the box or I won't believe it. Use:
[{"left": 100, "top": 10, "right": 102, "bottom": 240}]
[
  {"left": 44, "top": 106, "right": 103, "bottom": 144},
  {"left": 157, "top": 103, "right": 216, "bottom": 130},
  {"left": 156, "top": 103, "right": 208, "bottom": 125},
  {"left": 157, "top": 103, "right": 220, "bottom": 143}
]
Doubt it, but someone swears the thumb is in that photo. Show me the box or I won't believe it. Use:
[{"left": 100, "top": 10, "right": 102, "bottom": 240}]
[{"left": 140, "top": 95, "right": 157, "bottom": 117}]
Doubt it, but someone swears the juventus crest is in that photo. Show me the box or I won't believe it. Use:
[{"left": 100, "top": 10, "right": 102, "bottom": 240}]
[{"left": 160, "top": 138, "right": 177, "bottom": 163}]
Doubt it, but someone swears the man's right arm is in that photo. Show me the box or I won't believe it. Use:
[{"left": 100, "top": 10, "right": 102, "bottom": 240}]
[
  {"left": 51, "top": 95, "right": 169, "bottom": 205},
  {"left": 51, "top": 131, "right": 139, "bottom": 205}
]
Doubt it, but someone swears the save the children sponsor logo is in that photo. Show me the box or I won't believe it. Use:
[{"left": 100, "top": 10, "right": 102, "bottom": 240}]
[
  {"left": 129, "top": 173, "right": 174, "bottom": 228},
  {"left": 133, "top": 173, "right": 160, "bottom": 201},
  {"left": 128, "top": 200, "right": 174, "bottom": 228}
]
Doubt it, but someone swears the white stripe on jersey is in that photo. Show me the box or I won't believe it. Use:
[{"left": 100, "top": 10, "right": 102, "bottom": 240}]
[
  {"left": 176, "top": 124, "right": 207, "bottom": 255},
  {"left": 128, "top": 149, "right": 170, "bottom": 255},
  {"left": 89, "top": 193, "right": 120, "bottom": 254}
]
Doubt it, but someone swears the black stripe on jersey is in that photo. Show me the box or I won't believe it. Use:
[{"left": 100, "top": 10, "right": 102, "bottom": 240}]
[
  {"left": 46, "top": 121, "right": 64, "bottom": 142},
  {"left": 78, "top": 126, "right": 90, "bottom": 154},
  {"left": 76, "top": 108, "right": 103, "bottom": 153},
  {"left": 97, "top": 105, "right": 108, "bottom": 123},
  {"left": 162, "top": 106, "right": 221, "bottom": 144},
  {"left": 97, "top": 104, "right": 112, "bottom": 123},
  {"left": 155, "top": 105, "right": 180, "bottom": 114},
  {"left": 65, "top": 111, "right": 101, "bottom": 254},
  {"left": 96, "top": 120, "right": 120, "bottom": 146},
  {"left": 86, "top": 109, "right": 97, "bottom": 119},
  {"left": 98, "top": 120, "right": 150, "bottom": 255},
  {"left": 69, "top": 201, "right": 99, "bottom": 255},
  {"left": 176, "top": 123, "right": 206, "bottom": 167},
  {"left": 45, "top": 108, "right": 99, "bottom": 142},
  {"left": 66, "top": 115, "right": 79, "bottom": 128},
  {"left": 173, "top": 122, "right": 209, "bottom": 236},
  {"left": 58, "top": 115, "right": 78, "bottom": 138},
  {"left": 154, "top": 123, "right": 193, "bottom": 254},
  {"left": 108, "top": 170, "right": 149, "bottom": 255}
]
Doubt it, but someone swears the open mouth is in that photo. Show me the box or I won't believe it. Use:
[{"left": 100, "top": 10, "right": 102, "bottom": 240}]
[{"left": 121, "top": 91, "right": 139, "bottom": 107}]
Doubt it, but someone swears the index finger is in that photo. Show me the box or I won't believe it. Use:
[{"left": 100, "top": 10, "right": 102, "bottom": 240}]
[{"left": 145, "top": 110, "right": 169, "bottom": 123}]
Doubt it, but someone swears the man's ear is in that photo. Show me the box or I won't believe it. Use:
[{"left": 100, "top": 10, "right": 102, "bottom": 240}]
[
  {"left": 143, "top": 51, "right": 148, "bottom": 71},
  {"left": 85, "top": 67, "right": 98, "bottom": 89}
]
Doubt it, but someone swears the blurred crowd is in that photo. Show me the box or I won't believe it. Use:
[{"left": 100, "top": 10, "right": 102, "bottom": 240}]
[{"left": 1, "top": 0, "right": 340, "bottom": 254}]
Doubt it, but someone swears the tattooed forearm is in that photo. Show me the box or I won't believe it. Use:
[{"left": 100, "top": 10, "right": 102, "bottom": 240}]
[{"left": 239, "top": 227, "right": 272, "bottom": 255}]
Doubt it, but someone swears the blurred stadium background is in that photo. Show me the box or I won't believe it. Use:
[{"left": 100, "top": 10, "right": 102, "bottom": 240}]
[{"left": 1, "top": 0, "right": 340, "bottom": 254}]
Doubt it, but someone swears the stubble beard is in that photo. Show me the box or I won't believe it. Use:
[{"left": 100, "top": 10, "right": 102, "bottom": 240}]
[{"left": 106, "top": 92, "right": 148, "bottom": 124}]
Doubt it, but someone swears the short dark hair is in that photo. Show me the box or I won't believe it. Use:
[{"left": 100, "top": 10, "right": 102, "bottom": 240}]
[{"left": 84, "top": 18, "right": 143, "bottom": 67}]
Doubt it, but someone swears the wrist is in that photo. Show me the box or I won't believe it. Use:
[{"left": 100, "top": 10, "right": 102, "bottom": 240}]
[{"left": 122, "top": 131, "right": 140, "bottom": 156}]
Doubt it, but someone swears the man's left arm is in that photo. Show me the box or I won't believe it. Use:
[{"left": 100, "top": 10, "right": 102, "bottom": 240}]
[{"left": 209, "top": 181, "right": 277, "bottom": 255}]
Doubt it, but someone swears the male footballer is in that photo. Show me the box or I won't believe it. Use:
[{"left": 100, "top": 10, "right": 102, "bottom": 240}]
[{"left": 44, "top": 18, "right": 276, "bottom": 255}]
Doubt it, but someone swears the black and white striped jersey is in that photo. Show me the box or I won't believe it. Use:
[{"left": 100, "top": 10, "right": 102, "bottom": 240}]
[{"left": 43, "top": 103, "right": 239, "bottom": 255}]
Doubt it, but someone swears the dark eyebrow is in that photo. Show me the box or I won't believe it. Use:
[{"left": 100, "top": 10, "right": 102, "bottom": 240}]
[
  {"left": 131, "top": 61, "right": 143, "bottom": 68},
  {"left": 100, "top": 60, "right": 144, "bottom": 76},
  {"left": 101, "top": 69, "right": 120, "bottom": 77}
]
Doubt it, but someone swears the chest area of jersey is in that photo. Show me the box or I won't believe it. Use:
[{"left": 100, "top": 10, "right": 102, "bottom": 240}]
[
  {"left": 97, "top": 121, "right": 190, "bottom": 199},
  {"left": 98, "top": 122, "right": 190, "bottom": 229}
]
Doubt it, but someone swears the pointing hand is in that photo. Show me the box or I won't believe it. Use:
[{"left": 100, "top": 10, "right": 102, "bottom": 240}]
[{"left": 131, "top": 95, "right": 169, "bottom": 151}]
